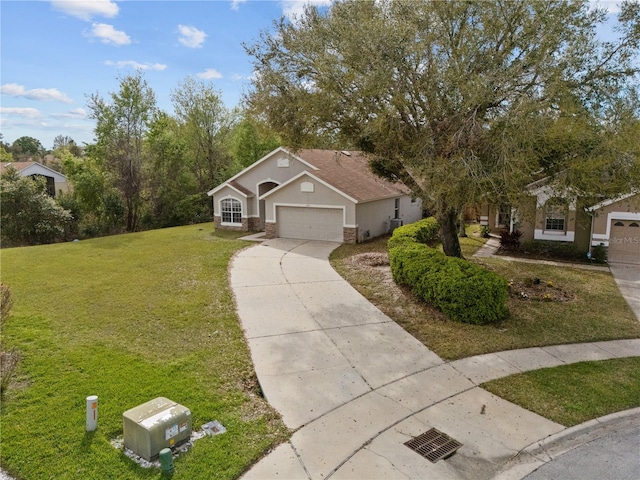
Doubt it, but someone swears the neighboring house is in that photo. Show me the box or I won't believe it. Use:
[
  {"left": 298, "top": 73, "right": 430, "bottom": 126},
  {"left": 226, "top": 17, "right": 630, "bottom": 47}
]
[
  {"left": 0, "top": 161, "right": 70, "bottom": 197},
  {"left": 479, "top": 179, "right": 639, "bottom": 265},
  {"left": 208, "top": 147, "right": 422, "bottom": 243}
]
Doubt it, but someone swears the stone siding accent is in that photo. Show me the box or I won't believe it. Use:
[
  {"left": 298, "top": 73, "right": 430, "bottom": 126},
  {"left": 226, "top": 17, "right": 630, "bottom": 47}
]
[
  {"left": 213, "top": 216, "right": 249, "bottom": 231},
  {"left": 265, "top": 222, "right": 277, "bottom": 239},
  {"left": 343, "top": 227, "right": 358, "bottom": 244},
  {"left": 248, "top": 217, "right": 261, "bottom": 232}
]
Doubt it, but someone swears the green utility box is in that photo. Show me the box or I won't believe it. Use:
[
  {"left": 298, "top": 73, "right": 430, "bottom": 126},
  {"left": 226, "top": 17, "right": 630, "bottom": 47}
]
[{"left": 123, "top": 397, "right": 192, "bottom": 460}]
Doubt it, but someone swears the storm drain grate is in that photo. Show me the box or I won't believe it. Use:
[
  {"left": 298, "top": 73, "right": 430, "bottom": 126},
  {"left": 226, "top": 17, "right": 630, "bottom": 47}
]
[{"left": 404, "top": 428, "right": 462, "bottom": 463}]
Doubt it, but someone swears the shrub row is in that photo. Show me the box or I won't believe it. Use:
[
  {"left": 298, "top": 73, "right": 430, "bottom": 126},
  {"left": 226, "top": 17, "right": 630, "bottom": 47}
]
[
  {"left": 388, "top": 221, "right": 508, "bottom": 325},
  {"left": 520, "top": 240, "right": 586, "bottom": 261},
  {"left": 387, "top": 217, "right": 440, "bottom": 249}
]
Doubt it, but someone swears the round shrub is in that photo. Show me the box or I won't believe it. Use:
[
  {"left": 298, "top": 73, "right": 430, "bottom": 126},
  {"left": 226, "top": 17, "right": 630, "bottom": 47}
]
[
  {"left": 387, "top": 217, "right": 440, "bottom": 250},
  {"left": 388, "top": 225, "right": 508, "bottom": 325}
]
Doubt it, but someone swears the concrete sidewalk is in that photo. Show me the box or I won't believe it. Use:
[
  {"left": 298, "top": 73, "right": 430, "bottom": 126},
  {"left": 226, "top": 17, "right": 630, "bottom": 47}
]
[{"left": 232, "top": 239, "right": 639, "bottom": 480}]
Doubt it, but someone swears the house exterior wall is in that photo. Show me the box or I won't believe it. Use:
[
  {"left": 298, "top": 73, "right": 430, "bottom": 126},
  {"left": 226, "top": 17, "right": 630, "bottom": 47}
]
[
  {"left": 355, "top": 199, "right": 395, "bottom": 241},
  {"left": 211, "top": 185, "right": 250, "bottom": 231},
  {"left": 479, "top": 204, "right": 508, "bottom": 232},
  {"left": 230, "top": 151, "right": 311, "bottom": 225},
  {"left": 531, "top": 186, "right": 577, "bottom": 242},
  {"left": 264, "top": 175, "right": 356, "bottom": 226},
  {"left": 514, "top": 197, "right": 536, "bottom": 242},
  {"left": 354, "top": 196, "right": 422, "bottom": 242},
  {"left": 591, "top": 195, "right": 640, "bottom": 247},
  {"left": 573, "top": 199, "right": 593, "bottom": 252},
  {"left": 20, "top": 164, "right": 70, "bottom": 196}
]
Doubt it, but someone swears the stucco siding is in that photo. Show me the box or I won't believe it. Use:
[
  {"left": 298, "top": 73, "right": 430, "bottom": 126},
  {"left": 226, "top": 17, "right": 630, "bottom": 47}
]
[
  {"left": 592, "top": 197, "right": 639, "bottom": 236},
  {"left": 400, "top": 196, "right": 423, "bottom": 225},
  {"left": 591, "top": 195, "right": 640, "bottom": 247},
  {"left": 265, "top": 175, "right": 356, "bottom": 225},
  {"left": 212, "top": 185, "right": 250, "bottom": 221},
  {"left": 355, "top": 199, "right": 395, "bottom": 241}
]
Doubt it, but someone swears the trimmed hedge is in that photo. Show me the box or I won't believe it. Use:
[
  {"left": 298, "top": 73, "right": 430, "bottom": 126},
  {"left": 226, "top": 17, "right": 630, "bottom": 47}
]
[
  {"left": 388, "top": 221, "right": 508, "bottom": 325},
  {"left": 387, "top": 217, "right": 440, "bottom": 249}
]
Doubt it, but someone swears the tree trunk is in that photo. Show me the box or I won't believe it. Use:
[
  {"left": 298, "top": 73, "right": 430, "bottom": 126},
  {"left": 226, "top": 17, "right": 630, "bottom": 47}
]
[
  {"left": 439, "top": 209, "right": 464, "bottom": 258},
  {"left": 458, "top": 211, "right": 467, "bottom": 237}
]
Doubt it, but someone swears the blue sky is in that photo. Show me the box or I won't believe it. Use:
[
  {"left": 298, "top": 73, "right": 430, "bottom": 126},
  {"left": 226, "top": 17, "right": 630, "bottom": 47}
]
[
  {"left": 0, "top": 0, "right": 331, "bottom": 149},
  {"left": 0, "top": 0, "right": 625, "bottom": 150}
]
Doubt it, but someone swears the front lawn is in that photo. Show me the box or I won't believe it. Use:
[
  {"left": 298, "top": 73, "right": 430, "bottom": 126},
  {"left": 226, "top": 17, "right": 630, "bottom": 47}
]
[
  {"left": 0, "top": 225, "right": 288, "bottom": 480},
  {"left": 482, "top": 358, "right": 640, "bottom": 426},
  {"left": 330, "top": 229, "right": 640, "bottom": 360}
]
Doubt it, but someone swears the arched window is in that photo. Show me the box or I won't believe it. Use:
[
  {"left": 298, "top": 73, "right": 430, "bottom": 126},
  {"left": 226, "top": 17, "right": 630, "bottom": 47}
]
[
  {"left": 630, "top": 223, "right": 639, "bottom": 228},
  {"left": 614, "top": 221, "right": 624, "bottom": 226},
  {"left": 221, "top": 198, "right": 242, "bottom": 225}
]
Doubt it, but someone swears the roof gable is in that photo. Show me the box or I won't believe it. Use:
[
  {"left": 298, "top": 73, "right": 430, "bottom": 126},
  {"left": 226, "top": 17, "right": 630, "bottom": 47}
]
[
  {"left": 208, "top": 147, "right": 408, "bottom": 202},
  {"left": 261, "top": 170, "right": 358, "bottom": 204},
  {"left": 1, "top": 161, "right": 67, "bottom": 181}
]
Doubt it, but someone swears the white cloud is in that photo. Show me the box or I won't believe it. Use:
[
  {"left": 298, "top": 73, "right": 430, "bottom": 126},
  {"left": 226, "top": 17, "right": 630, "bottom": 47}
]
[
  {"left": 51, "top": 0, "right": 119, "bottom": 21},
  {"left": 178, "top": 25, "right": 207, "bottom": 48},
  {"left": 51, "top": 108, "right": 88, "bottom": 119},
  {"left": 197, "top": 68, "right": 223, "bottom": 80},
  {"left": 89, "top": 23, "right": 131, "bottom": 46},
  {"left": 1, "top": 83, "right": 73, "bottom": 103},
  {"left": 281, "top": 0, "right": 332, "bottom": 21},
  {"left": 105, "top": 60, "right": 167, "bottom": 71},
  {"left": 0, "top": 107, "right": 43, "bottom": 119},
  {"left": 589, "top": 1, "right": 621, "bottom": 13},
  {"left": 230, "top": 0, "right": 247, "bottom": 11}
]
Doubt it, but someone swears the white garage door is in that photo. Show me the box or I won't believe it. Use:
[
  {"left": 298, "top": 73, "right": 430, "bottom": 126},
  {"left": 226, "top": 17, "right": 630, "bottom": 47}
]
[
  {"left": 277, "top": 207, "right": 343, "bottom": 242},
  {"left": 609, "top": 220, "right": 640, "bottom": 265}
]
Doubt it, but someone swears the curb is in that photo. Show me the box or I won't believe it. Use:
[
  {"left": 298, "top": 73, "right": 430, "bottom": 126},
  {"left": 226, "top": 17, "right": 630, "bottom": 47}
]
[{"left": 492, "top": 407, "right": 640, "bottom": 480}]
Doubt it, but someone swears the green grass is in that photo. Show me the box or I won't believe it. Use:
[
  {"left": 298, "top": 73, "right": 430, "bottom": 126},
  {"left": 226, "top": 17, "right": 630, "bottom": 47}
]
[
  {"left": 482, "top": 358, "right": 640, "bottom": 426},
  {"left": 0, "top": 224, "right": 288, "bottom": 480},
  {"left": 331, "top": 227, "right": 640, "bottom": 360}
]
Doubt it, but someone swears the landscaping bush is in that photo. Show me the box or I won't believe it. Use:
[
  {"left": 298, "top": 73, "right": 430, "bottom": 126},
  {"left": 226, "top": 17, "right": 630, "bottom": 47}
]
[
  {"left": 591, "top": 243, "right": 607, "bottom": 264},
  {"left": 520, "top": 240, "right": 585, "bottom": 261},
  {"left": 388, "top": 240, "right": 508, "bottom": 325},
  {"left": 499, "top": 229, "right": 522, "bottom": 250},
  {"left": 387, "top": 217, "right": 440, "bottom": 249}
]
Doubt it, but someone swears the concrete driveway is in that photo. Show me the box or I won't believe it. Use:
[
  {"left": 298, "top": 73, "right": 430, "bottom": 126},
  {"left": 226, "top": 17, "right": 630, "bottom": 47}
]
[
  {"left": 231, "top": 239, "right": 639, "bottom": 480},
  {"left": 609, "top": 263, "right": 640, "bottom": 320}
]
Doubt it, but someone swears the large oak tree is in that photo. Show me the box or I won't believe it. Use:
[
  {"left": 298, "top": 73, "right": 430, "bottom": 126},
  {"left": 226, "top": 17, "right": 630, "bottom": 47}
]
[{"left": 246, "top": 0, "right": 640, "bottom": 256}]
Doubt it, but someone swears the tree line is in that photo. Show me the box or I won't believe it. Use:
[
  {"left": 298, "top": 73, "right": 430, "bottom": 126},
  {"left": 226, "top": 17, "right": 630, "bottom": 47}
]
[
  {"left": 2, "top": 0, "right": 639, "bottom": 254},
  {"left": 1, "top": 74, "right": 280, "bottom": 246}
]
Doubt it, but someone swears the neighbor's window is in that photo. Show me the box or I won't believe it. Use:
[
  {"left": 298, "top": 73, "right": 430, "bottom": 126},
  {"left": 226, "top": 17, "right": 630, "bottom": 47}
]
[
  {"left": 221, "top": 198, "right": 242, "bottom": 224},
  {"left": 545, "top": 203, "right": 566, "bottom": 231}
]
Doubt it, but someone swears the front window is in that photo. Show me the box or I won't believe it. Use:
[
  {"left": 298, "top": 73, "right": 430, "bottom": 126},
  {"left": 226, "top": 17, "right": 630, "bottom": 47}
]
[
  {"left": 221, "top": 198, "right": 242, "bottom": 224},
  {"left": 545, "top": 204, "right": 565, "bottom": 231}
]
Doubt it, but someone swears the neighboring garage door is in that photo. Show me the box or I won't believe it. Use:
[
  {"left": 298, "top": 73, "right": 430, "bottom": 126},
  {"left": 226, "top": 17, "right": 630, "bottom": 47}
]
[
  {"left": 609, "top": 220, "right": 640, "bottom": 264},
  {"left": 277, "top": 206, "right": 343, "bottom": 242}
]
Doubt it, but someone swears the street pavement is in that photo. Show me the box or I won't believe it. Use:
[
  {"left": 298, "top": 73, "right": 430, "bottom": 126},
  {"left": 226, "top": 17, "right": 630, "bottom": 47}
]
[{"left": 232, "top": 238, "right": 640, "bottom": 480}]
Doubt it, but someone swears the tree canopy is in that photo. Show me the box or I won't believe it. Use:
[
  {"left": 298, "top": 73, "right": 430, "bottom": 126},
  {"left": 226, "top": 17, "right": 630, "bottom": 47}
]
[
  {"left": 88, "top": 72, "right": 157, "bottom": 232},
  {"left": 246, "top": 0, "right": 640, "bottom": 256}
]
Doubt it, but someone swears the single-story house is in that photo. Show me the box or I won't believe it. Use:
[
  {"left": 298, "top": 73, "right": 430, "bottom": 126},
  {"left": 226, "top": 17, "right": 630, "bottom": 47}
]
[
  {"left": 479, "top": 179, "right": 639, "bottom": 265},
  {"left": 207, "top": 147, "right": 423, "bottom": 243},
  {"left": 0, "top": 161, "right": 70, "bottom": 197}
]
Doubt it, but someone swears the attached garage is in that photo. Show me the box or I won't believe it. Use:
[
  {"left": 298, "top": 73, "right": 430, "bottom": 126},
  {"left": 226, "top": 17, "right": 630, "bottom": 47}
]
[
  {"left": 608, "top": 220, "right": 640, "bottom": 265},
  {"left": 276, "top": 206, "right": 344, "bottom": 242}
]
